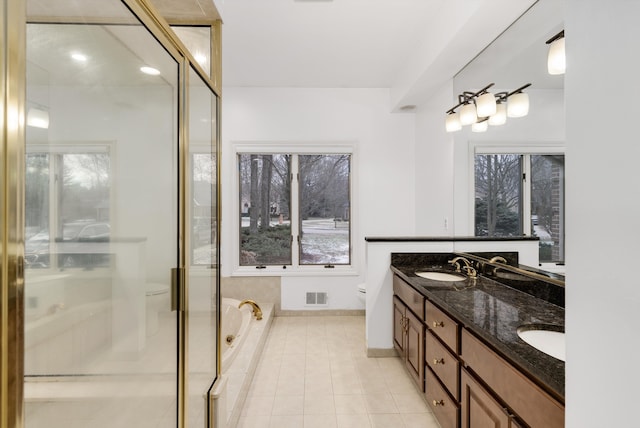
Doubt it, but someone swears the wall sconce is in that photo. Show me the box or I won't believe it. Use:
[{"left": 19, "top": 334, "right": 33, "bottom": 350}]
[
  {"left": 445, "top": 83, "right": 531, "bottom": 133},
  {"left": 546, "top": 30, "right": 565, "bottom": 75},
  {"left": 27, "top": 107, "right": 50, "bottom": 129}
]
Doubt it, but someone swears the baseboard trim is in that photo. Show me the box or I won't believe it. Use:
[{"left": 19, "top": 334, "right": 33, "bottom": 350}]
[
  {"left": 367, "top": 348, "right": 398, "bottom": 358},
  {"left": 276, "top": 309, "right": 365, "bottom": 317}
]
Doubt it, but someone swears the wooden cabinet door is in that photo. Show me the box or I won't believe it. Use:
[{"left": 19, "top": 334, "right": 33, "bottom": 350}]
[
  {"left": 393, "top": 296, "right": 405, "bottom": 353},
  {"left": 461, "top": 369, "right": 509, "bottom": 428},
  {"left": 405, "top": 309, "right": 424, "bottom": 391}
]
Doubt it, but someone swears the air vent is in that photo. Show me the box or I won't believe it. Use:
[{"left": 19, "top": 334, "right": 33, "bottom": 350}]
[{"left": 306, "top": 292, "right": 328, "bottom": 306}]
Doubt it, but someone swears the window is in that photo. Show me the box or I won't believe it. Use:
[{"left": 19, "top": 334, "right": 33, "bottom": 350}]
[
  {"left": 475, "top": 153, "right": 565, "bottom": 263},
  {"left": 238, "top": 152, "right": 351, "bottom": 269},
  {"left": 25, "top": 147, "right": 111, "bottom": 269}
]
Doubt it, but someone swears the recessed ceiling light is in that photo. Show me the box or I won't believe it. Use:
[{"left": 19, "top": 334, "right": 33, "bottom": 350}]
[
  {"left": 140, "top": 66, "right": 161, "bottom": 76},
  {"left": 71, "top": 52, "right": 88, "bottom": 62}
]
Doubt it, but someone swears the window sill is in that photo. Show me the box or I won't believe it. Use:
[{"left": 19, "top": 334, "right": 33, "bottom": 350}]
[{"left": 231, "top": 265, "right": 359, "bottom": 277}]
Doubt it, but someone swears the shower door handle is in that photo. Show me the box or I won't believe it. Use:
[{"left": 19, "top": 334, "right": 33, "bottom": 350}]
[{"left": 171, "top": 267, "right": 185, "bottom": 312}]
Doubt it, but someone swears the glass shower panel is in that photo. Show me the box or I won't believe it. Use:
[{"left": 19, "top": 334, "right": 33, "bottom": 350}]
[
  {"left": 187, "top": 65, "right": 219, "bottom": 427},
  {"left": 24, "top": 9, "right": 179, "bottom": 428}
]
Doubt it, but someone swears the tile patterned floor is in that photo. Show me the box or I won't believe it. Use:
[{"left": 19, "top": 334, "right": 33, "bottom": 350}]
[{"left": 237, "top": 316, "right": 442, "bottom": 428}]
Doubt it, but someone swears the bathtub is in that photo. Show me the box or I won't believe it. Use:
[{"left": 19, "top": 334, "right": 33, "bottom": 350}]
[
  {"left": 220, "top": 298, "right": 253, "bottom": 372},
  {"left": 212, "top": 298, "right": 273, "bottom": 428}
]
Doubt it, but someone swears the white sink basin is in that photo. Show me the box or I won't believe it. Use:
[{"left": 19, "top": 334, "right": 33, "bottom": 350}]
[
  {"left": 415, "top": 271, "right": 466, "bottom": 282},
  {"left": 517, "top": 326, "right": 565, "bottom": 362}
]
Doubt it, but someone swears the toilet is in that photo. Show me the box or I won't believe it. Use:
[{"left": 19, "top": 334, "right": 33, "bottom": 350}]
[
  {"left": 145, "top": 282, "right": 170, "bottom": 336},
  {"left": 357, "top": 283, "right": 366, "bottom": 305}
]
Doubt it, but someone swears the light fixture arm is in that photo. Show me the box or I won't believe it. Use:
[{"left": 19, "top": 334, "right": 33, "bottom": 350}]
[
  {"left": 545, "top": 30, "right": 564, "bottom": 45},
  {"left": 447, "top": 83, "right": 495, "bottom": 114},
  {"left": 495, "top": 83, "right": 532, "bottom": 103}
]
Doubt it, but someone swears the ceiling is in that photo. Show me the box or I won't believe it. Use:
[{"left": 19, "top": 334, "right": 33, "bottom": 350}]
[{"left": 220, "top": 0, "right": 446, "bottom": 88}]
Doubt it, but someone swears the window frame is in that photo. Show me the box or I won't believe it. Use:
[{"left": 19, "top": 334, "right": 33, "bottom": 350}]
[
  {"left": 470, "top": 141, "right": 565, "bottom": 268},
  {"left": 231, "top": 141, "right": 358, "bottom": 277}
]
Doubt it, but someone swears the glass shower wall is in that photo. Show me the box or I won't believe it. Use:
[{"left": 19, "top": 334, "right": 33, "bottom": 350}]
[
  {"left": 24, "top": 2, "right": 180, "bottom": 427},
  {"left": 187, "top": 65, "right": 219, "bottom": 427}
]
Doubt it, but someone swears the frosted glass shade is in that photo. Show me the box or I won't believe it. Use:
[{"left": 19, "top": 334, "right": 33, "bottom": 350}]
[
  {"left": 476, "top": 92, "right": 497, "bottom": 117},
  {"left": 27, "top": 108, "right": 49, "bottom": 129},
  {"left": 459, "top": 103, "right": 477, "bottom": 125},
  {"left": 488, "top": 103, "right": 507, "bottom": 126},
  {"left": 548, "top": 37, "right": 566, "bottom": 75},
  {"left": 471, "top": 120, "right": 488, "bottom": 133},
  {"left": 445, "top": 112, "right": 461, "bottom": 132},
  {"left": 507, "top": 93, "right": 529, "bottom": 118}
]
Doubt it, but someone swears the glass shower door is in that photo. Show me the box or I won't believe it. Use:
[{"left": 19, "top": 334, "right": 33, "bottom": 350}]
[{"left": 24, "top": 2, "right": 180, "bottom": 426}]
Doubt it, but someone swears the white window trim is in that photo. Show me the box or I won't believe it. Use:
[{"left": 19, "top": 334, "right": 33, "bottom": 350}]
[
  {"left": 468, "top": 141, "right": 565, "bottom": 236},
  {"left": 231, "top": 141, "right": 359, "bottom": 277}
]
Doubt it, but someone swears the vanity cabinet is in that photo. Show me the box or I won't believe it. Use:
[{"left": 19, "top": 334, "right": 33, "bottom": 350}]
[
  {"left": 393, "top": 277, "right": 425, "bottom": 391},
  {"left": 461, "top": 329, "right": 564, "bottom": 428},
  {"left": 391, "top": 272, "right": 564, "bottom": 428}
]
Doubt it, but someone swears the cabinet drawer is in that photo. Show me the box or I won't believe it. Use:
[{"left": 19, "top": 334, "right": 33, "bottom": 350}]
[
  {"left": 426, "top": 300, "right": 459, "bottom": 353},
  {"left": 425, "top": 367, "right": 459, "bottom": 428},
  {"left": 426, "top": 330, "right": 459, "bottom": 400},
  {"left": 461, "top": 329, "right": 564, "bottom": 428},
  {"left": 393, "top": 275, "right": 424, "bottom": 319}
]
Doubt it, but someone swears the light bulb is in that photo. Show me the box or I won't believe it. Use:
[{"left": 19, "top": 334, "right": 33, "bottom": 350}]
[
  {"left": 445, "top": 112, "right": 462, "bottom": 132},
  {"left": 548, "top": 37, "right": 566, "bottom": 75},
  {"left": 459, "top": 103, "right": 477, "bottom": 126},
  {"left": 476, "top": 92, "right": 497, "bottom": 117},
  {"left": 507, "top": 93, "right": 529, "bottom": 118},
  {"left": 488, "top": 103, "right": 507, "bottom": 126}
]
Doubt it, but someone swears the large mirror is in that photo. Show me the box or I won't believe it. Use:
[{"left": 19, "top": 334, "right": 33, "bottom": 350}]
[{"left": 452, "top": 0, "right": 566, "bottom": 272}]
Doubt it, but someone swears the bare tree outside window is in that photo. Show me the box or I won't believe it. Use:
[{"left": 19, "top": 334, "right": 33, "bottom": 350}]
[
  {"left": 239, "top": 154, "right": 292, "bottom": 265},
  {"left": 238, "top": 153, "right": 351, "bottom": 267},
  {"left": 299, "top": 154, "right": 350, "bottom": 265}
]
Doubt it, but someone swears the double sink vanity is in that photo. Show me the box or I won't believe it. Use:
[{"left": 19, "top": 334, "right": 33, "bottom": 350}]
[{"left": 390, "top": 252, "right": 564, "bottom": 428}]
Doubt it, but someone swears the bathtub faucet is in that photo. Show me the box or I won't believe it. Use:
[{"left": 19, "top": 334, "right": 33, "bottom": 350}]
[{"left": 239, "top": 300, "right": 263, "bottom": 321}]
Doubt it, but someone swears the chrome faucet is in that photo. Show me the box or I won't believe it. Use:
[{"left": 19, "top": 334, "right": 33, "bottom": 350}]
[
  {"left": 448, "top": 256, "right": 477, "bottom": 278},
  {"left": 239, "top": 299, "right": 263, "bottom": 320}
]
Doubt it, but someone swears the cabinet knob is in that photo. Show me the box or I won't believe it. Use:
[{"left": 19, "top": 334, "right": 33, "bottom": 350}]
[
  {"left": 433, "top": 321, "right": 444, "bottom": 328},
  {"left": 433, "top": 399, "right": 445, "bottom": 407},
  {"left": 433, "top": 358, "right": 445, "bottom": 365}
]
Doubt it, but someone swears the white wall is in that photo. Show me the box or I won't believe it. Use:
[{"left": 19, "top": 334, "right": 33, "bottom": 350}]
[
  {"left": 565, "top": 1, "right": 640, "bottom": 426},
  {"left": 413, "top": 80, "right": 455, "bottom": 235},
  {"left": 221, "top": 87, "right": 416, "bottom": 309}
]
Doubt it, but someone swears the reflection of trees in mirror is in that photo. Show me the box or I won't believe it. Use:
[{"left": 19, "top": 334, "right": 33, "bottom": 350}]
[{"left": 474, "top": 154, "right": 522, "bottom": 236}]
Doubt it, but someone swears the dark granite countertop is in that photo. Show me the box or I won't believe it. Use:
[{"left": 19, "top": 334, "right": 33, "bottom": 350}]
[
  {"left": 365, "top": 236, "right": 540, "bottom": 242},
  {"left": 390, "top": 254, "right": 565, "bottom": 402}
]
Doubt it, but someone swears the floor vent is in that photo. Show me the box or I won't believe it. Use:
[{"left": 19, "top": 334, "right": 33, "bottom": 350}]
[{"left": 306, "top": 292, "right": 328, "bottom": 306}]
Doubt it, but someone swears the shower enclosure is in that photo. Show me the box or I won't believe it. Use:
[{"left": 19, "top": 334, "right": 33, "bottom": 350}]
[{"left": 2, "top": 0, "right": 221, "bottom": 426}]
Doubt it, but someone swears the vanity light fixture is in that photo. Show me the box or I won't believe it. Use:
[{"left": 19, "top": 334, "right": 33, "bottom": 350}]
[
  {"left": 445, "top": 111, "right": 462, "bottom": 132},
  {"left": 546, "top": 30, "right": 565, "bottom": 75},
  {"left": 471, "top": 118, "right": 489, "bottom": 133},
  {"left": 488, "top": 102, "right": 507, "bottom": 126},
  {"left": 445, "top": 83, "right": 531, "bottom": 132}
]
